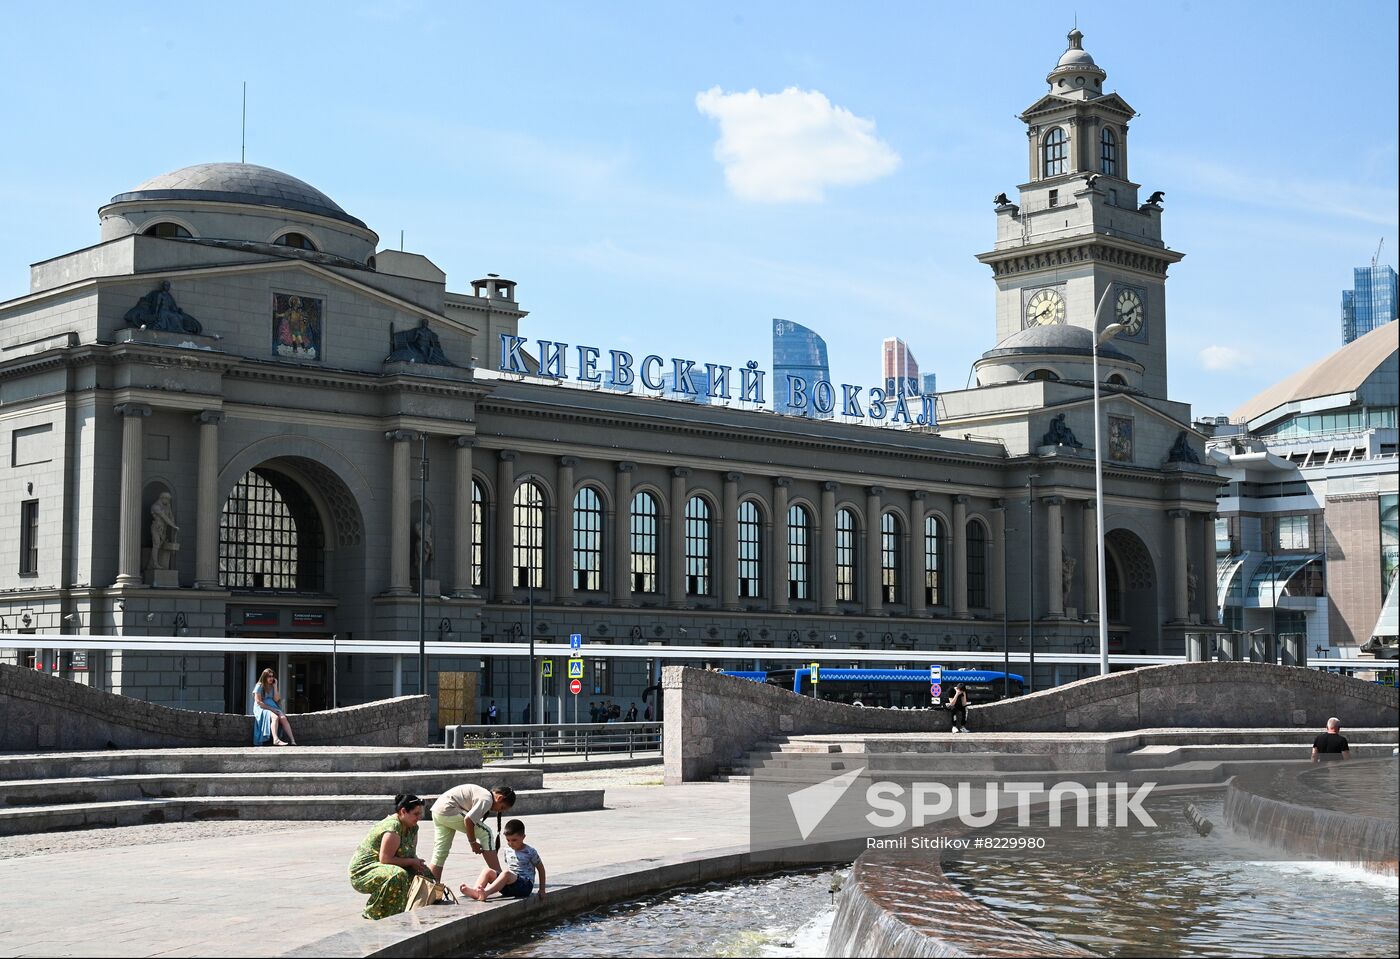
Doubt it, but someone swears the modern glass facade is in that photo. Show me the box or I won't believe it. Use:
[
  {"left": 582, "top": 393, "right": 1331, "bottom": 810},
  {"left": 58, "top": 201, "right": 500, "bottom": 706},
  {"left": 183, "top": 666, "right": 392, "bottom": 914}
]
[
  {"left": 921, "top": 372, "right": 937, "bottom": 396},
  {"left": 882, "top": 337, "right": 921, "bottom": 398},
  {"left": 1341, "top": 263, "right": 1398, "bottom": 343},
  {"left": 773, "top": 318, "right": 833, "bottom": 418}
]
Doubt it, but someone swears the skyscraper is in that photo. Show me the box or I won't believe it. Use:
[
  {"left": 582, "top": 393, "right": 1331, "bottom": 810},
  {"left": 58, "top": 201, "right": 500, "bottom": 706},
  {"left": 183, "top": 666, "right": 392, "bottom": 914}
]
[
  {"left": 772, "top": 318, "right": 832, "bottom": 417},
  {"left": 882, "top": 337, "right": 921, "bottom": 398},
  {"left": 1342, "top": 262, "right": 1398, "bottom": 343},
  {"left": 921, "top": 372, "right": 937, "bottom": 396}
]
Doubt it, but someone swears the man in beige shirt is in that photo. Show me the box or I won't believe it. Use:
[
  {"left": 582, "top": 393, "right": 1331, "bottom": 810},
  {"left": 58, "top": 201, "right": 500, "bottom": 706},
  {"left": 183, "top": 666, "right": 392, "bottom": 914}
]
[{"left": 428, "top": 783, "right": 516, "bottom": 880}]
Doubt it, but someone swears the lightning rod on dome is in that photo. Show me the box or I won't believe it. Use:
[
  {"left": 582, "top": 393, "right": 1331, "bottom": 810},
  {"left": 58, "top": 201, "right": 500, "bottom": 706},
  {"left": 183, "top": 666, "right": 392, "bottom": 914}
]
[{"left": 241, "top": 81, "right": 247, "bottom": 164}]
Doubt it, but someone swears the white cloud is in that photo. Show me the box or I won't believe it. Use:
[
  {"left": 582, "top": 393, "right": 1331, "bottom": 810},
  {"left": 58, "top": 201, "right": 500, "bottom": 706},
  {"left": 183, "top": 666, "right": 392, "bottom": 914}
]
[
  {"left": 1199, "top": 345, "right": 1253, "bottom": 371},
  {"left": 695, "top": 86, "right": 900, "bottom": 202}
]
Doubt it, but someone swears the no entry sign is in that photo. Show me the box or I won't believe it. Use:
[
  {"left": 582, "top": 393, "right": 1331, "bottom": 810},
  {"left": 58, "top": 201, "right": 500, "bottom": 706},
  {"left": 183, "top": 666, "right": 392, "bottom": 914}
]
[{"left": 569, "top": 678, "right": 582, "bottom": 695}]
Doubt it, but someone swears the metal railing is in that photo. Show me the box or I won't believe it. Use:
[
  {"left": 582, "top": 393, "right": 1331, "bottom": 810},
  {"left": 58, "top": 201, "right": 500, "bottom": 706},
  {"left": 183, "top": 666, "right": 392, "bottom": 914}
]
[{"left": 443, "top": 721, "right": 663, "bottom": 761}]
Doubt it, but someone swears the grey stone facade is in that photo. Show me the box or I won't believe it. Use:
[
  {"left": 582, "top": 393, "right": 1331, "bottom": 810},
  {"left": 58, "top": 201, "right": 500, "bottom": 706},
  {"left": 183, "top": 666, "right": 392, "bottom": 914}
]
[{"left": 0, "top": 31, "right": 1222, "bottom": 720}]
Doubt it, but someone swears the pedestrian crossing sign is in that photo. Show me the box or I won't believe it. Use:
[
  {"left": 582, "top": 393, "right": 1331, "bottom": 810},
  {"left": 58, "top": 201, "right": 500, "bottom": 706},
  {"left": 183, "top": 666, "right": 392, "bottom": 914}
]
[{"left": 568, "top": 658, "right": 585, "bottom": 679}]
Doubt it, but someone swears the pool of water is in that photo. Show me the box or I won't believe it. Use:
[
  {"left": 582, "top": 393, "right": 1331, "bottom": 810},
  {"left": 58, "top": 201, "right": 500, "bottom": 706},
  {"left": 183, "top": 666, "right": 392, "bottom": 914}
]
[
  {"left": 941, "top": 791, "right": 1400, "bottom": 958},
  {"left": 480, "top": 868, "right": 842, "bottom": 958}
]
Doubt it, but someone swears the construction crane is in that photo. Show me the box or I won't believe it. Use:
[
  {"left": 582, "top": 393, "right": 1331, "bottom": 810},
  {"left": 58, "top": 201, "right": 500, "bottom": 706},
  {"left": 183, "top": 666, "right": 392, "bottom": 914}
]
[{"left": 1374, "top": 237, "right": 1385, "bottom": 269}]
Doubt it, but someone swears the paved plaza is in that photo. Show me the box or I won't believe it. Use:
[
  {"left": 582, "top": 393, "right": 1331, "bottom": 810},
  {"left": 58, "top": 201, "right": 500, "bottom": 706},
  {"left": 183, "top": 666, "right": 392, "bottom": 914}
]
[{"left": 0, "top": 765, "right": 747, "bottom": 958}]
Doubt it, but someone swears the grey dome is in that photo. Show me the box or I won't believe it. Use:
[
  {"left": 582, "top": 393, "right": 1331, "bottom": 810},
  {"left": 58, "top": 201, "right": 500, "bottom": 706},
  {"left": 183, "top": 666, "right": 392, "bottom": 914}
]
[
  {"left": 1047, "top": 28, "right": 1107, "bottom": 84},
  {"left": 108, "top": 163, "right": 367, "bottom": 230},
  {"left": 982, "top": 324, "right": 1136, "bottom": 362}
]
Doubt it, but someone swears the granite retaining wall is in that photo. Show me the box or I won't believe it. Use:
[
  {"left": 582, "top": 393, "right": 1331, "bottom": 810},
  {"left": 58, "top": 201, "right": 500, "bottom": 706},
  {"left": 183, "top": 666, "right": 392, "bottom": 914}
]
[{"left": 0, "top": 664, "right": 429, "bottom": 749}]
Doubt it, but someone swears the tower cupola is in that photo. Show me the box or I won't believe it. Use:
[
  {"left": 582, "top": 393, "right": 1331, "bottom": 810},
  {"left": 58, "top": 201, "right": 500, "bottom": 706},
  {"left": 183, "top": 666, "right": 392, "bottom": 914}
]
[{"left": 1046, "top": 28, "right": 1107, "bottom": 100}]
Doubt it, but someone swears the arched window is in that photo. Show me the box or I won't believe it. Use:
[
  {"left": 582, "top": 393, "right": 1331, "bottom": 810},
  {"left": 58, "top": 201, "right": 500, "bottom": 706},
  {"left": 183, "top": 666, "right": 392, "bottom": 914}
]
[
  {"left": 512, "top": 481, "right": 545, "bottom": 588},
  {"left": 1025, "top": 369, "right": 1060, "bottom": 382},
  {"left": 881, "top": 512, "right": 902, "bottom": 604},
  {"left": 835, "top": 508, "right": 858, "bottom": 602},
  {"left": 1043, "top": 128, "right": 1068, "bottom": 177},
  {"left": 630, "top": 491, "right": 659, "bottom": 593},
  {"left": 471, "top": 480, "right": 486, "bottom": 588},
  {"left": 925, "top": 515, "right": 946, "bottom": 606},
  {"left": 143, "top": 222, "right": 191, "bottom": 238},
  {"left": 738, "top": 500, "right": 763, "bottom": 599},
  {"left": 685, "top": 497, "right": 712, "bottom": 595},
  {"left": 1100, "top": 127, "right": 1117, "bottom": 176},
  {"left": 572, "top": 487, "right": 604, "bottom": 591},
  {"left": 1107, "top": 373, "right": 1128, "bottom": 386},
  {"left": 219, "top": 468, "right": 324, "bottom": 591},
  {"left": 787, "top": 504, "right": 812, "bottom": 600},
  {"left": 967, "top": 520, "right": 989, "bottom": 608},
  {"left": 274, "top": 232, "right": 318, "bottom": 251}
]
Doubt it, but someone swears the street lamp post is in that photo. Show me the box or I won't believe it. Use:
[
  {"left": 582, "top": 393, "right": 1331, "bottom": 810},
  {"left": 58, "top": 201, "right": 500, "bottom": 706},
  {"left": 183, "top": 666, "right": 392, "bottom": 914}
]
[
  {"left": 417, "top": 432, "right": 429, "bottom": 698},
  {"left": 1091, "top": 286, "right": 1126, "bottom": 677},
  {"left": 1026, "top": 474, "right": 1039, "bottom": 694},
  {"left": 1000, "top": 518, "right": 1018, "bottom": 700}
]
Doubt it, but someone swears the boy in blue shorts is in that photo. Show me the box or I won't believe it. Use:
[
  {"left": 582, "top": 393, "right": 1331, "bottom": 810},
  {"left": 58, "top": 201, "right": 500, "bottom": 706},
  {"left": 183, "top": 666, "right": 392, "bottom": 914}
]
[{"left": 459, "top": 818, "right": 546, "bottom": 901}]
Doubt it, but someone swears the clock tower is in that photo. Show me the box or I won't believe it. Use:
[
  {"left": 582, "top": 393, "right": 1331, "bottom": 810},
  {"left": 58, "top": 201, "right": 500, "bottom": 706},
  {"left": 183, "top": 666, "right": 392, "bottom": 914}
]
[{"left": 976, "top": 29, "right": 1183, "bottom": 400}]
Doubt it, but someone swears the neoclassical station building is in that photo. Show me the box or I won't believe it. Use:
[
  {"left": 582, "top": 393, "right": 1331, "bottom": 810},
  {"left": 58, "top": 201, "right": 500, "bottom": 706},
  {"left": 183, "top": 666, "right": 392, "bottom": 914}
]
[{"left": 0, "top": 30, "right": 1221, "bottom": 719}]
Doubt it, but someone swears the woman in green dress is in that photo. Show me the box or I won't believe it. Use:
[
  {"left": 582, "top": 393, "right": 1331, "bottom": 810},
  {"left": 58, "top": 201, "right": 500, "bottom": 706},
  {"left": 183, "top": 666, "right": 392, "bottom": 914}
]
[{"left": 349, "top": 794, "right": 428, "bottom": 920}]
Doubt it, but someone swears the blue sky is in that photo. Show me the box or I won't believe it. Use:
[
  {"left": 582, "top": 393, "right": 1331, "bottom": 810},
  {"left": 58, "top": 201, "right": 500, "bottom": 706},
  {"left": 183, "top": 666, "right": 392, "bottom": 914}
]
[{"left": 1, "top": 1, "right": 1395, "bottom": 417}]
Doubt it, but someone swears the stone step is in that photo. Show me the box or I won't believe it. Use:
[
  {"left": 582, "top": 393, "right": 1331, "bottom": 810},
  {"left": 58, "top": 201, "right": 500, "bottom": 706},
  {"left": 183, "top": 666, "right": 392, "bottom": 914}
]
[
  {"left": 0, "top": 747, "right": 483, "bottom": 781},
  {"left": 1119, "top": 742, "right": 1399, "bottom": 769},
  {"left": 735, "top": 763, "right": 1234, "bottom": 789},
  {"left": 0, "top": 787, "right": 604, "bottom": 837},
  {"left": 0, "top": 767, "right": 545, "bottom": 807}
]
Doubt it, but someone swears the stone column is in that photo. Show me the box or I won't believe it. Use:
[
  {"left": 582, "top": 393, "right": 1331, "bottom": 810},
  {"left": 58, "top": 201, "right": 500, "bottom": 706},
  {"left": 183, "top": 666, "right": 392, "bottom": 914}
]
[
  {"left": 385, "top": 431, "right": 417, "bottom": 596},
  {"left": 771, "top": 477, "right": 790, "bottom": 612},
  {"left": 494, "top": 450, "right": 516, "bottom": 601},
  {"left": 909, "top": 491, "right": 928, "bottom": 617},
  {"left": 1045, "top": 496, "right": 1065, "bottom": 619},
  {"left": 990, "top": 498, "right": 1005, "bottom": 618},
  {"left": 1199, "top": 511, "right": 1217, "bottom": 624},
  {"left": 951, "top": 495, "right": 969, "bottom": 618},
  {"left": 193, "top": 410, "right": 223, "bottom": 588},
  {"left": 819, "top": 481, "right": 838, "bottom": 613},
  {"left": 1082, "top": 500, "right": 1099, "bottom": 619},
  {"left": 1170, "top": 509, "right": 1190, "bottom": 622},
  {"left": 555, "top": 457, "right": 576, "bottom": 602},
  {"left": 722, "top": 472, "right": 741, "bottom": 610},
  {"left": 668, "top": 468, "right": 688, "bottom": 607},
  {"left": 613, "top": 462, "right": 634, "bottom": 607},
  {"left": 114, "top": 404, "right": 151, "bottom": 587},
  {"left": 452, "top": 437, "right": 476, "bottom": 598},
  {"left": 865, "top": 486, "right": 884, "bottom": 614}
]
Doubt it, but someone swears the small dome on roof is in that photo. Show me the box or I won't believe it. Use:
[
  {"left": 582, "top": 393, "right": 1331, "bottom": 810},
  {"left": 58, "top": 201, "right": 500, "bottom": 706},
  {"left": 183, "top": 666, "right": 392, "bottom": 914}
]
[
  {"left": 982, "top": 324, "right": 1136, "bottom": 363},
  {"left": 1056, "top": 29, "right": 1098, "bottom": 67},
  {"left": 106, "top": 162, "right": 366, "bottom": 230}
]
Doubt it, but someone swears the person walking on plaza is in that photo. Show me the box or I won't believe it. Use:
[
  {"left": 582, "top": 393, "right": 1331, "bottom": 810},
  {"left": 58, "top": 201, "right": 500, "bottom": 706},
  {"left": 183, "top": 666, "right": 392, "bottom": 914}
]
[
  {"left": 427, "top": 783, "right": 517, "bottom": 881},
  {"left": 948, "top": 684, "right": 971, "bottom": 734},
  {"left": 1311, "top": 717, "right": 1351, "bottom": 762},
  {"left": 487, "top": 701, "right": 499, "bottom": 725},
  {"left": 348, "top": 794, "right": 428, "bottom": 920},
  {"left": 252, "top": 668, "right": 297, "bottom": 746},
  {"left": 625, "top": 702, "right": 638, "bottom": 722}
]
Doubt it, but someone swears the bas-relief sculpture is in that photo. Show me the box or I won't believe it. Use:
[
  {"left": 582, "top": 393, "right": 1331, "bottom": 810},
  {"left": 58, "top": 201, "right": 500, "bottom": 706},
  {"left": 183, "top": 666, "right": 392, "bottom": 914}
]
[
  {"left": 386, "top": 318, "right": 456, "bottom": 366},
  {"left": 123, "top": 281, "right": 202, "bottom": 335},
  {"left": 1167, "top": 430, "right": 1202, "bottom": 464},
  {"left": 1041, "top": 413, "right": 1083, "bottom": 449}
]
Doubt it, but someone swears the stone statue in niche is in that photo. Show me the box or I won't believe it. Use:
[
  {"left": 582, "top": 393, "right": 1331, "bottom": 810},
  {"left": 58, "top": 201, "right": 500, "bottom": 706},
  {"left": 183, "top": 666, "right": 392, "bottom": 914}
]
[
  {"left": 412, "top": 515, "right": 435, "bottom": 583},
  {"left": 124, "top": 281, "right": 203, "bottom": 335},
  {"left": 149, "top": 492, "right": 180, "bottom": 570},
  {"left": 1187, "top": 561, "right": 1199, "bottom": 605},
  {"left": 1041, "top": 413, "right": 1084, "bottom": 449},
  {"left": 387, "top": 318, "right": 455, "bottom": 366},
  {"left": 1062, "top": 550, "right": 1077, "bottom": 609},
  {"left": 1167, "top": 431, "right": 1202, "bottom": 464}
]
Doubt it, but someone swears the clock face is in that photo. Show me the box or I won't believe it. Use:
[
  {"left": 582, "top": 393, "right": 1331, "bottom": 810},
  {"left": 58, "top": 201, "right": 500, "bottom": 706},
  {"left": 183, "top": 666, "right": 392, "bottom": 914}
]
[
  {"left": 1115, "top": 289, "right": 1145, "bottom": 335},
  {"left": 1025, "top": 289, "right": 1066, "bottom": 327}
]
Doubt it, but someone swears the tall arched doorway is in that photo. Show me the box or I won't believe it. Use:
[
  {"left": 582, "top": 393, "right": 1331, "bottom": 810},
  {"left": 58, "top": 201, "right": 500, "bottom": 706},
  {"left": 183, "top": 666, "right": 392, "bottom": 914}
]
[
  {"left": 1105, "top": 528, "right": 1160, "bottom": 655},
  {"left": 218, "top": 457, "right": 365, "bottom": 713}
]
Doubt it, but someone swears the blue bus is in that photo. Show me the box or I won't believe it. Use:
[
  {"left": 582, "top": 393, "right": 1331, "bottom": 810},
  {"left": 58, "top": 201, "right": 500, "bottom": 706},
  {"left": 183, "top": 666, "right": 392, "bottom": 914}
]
[{"left": 722, "top": 667, "right": 1025, "bottom": 709}]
